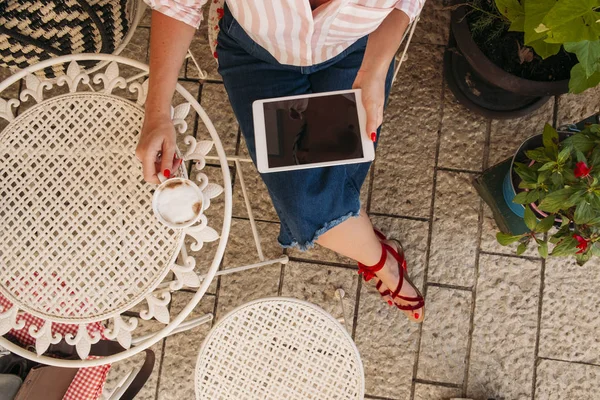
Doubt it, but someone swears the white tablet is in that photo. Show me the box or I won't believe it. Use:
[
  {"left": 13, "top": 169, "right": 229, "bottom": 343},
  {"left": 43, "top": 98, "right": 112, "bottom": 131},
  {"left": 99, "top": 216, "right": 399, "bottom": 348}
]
[{"left": 252, "top": 89, "right": 375, "bottom": 173}]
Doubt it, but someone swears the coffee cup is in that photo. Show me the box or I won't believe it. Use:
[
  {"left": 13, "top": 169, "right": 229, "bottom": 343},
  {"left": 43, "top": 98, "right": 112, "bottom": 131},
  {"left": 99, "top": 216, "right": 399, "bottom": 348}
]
[{"left": 152, "top": 174, "right": 204, "bottom": 229}]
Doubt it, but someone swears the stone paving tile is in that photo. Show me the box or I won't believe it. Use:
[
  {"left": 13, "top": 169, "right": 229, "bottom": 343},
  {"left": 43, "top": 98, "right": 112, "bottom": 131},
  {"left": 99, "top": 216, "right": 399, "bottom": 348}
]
[
  {"left": 120, "top": 26, "right": 150, "bottom": 64},
  {"left": 417, "top": 287, "right": 472, "bottom": 384},
  {"left": 438, "top": 85, "right": 488, "bottom": 171},
  {"left": 535, "top": 359, "right": 600, "bottom": 400},
  {"left": 556, "top": 86, "right": 600, "bottom": 128},
  {"left": 188, "top": 38, "right": 221, "bottom": 82},
  {"left": 354, "top": 216, "right": 428, "bottom": 399},
  {"left": 157, "top": 293, "right": 216, "bottom": 400},
  {"left": 139, "top": 5, "right": 152, "bottom": 28},
  {"left": 281, "top": 261, "right": 358, "bottom": 330},
  {"left": 232, "top": 160, "right": 280, "bottom": 222},
  {"left": 413, "top": 0, "right": 451, "bottom": 46},
  {"left": 539, "top": 257, "right": 600, "bottom": 364},
  {"left": 199, "top": 83, "right": 239, "bottom": 156},
  {"left": 103, "top": 318, "right": 164, "bottom": 400},
  {"left": 371, "top": 43, "right": 443, "bottom": 219},
  {"left": 479, "top": 205, "right": 540, "bottom": 258},
  {"left": 428, "top": 171, "right": 479, "bottom": 287},
  {"left": 488, "top": 99, "right": 555, "bottom": 167},
  {"left": 467, "top": 254, "right": 541, "bottom": 400},
  {"left": 413, "top": 383, "right": 463, "bottom": 400},
  {"left": 216, "top": 219, "right": 283, "bottom": 317}
]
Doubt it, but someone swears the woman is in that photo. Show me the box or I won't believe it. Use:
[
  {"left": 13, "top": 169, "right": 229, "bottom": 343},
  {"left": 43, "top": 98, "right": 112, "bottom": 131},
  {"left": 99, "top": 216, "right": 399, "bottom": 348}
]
[{"left": 136, "top": 0, "right": 426, "bottom": 322}]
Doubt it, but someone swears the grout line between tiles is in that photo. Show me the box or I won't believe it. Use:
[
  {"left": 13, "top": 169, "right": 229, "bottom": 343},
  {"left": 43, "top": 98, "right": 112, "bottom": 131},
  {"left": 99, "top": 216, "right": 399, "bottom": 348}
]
[
  {"left": 365, "top": 394, "right": 401, "bottom": 400},
  {"left": 277, "top": 249, "right": 287, "bottom": 296},
  {"left": 232, "top": 215, "right": 280, "bottom": 225},
  {"left": 427, "top": 282, "right": 472, "bottom": 291},
  {"left": 367, "top": 211, "right": 429, "bottom": 222},
  {"left": 532, "top": 257, "right": 546, "bottom": 400},
  {"left": 366, "top": 159, "right": 376, "bottom": 212},
  {"left": 538, "top": 356, "right": 600, "bottom": 369},
  {"left": 410, "top": 67, "right": 446, "bottom": 400},
  {"left": 479, "top": 250, "right": 541, "bottom": 261},
  {"left": 413, "top": 378, "right": 463, "bottom": 388},
  {"left": 351, "top": 278, "right": 362, "bottom": 340},
  {"left": 287, "top": 256, "right": 357, "bottom": 269},
  {"left": 436, "top": 166, "right": 481, "bottom": 175},
  {"left": 152, "top": 338, "right": 167, "bottom": 400},
  {"left": 552, "top": 95, "right": 560, "bottom": 128},
  {"left": 463, "top": 118, "right": 491, "bottom": 396}
]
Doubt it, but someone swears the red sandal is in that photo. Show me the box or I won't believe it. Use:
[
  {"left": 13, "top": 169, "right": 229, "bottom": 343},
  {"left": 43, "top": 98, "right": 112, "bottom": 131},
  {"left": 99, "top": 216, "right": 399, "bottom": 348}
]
[
  {"left": 358, "top": 229, "right": 407, "bottom": 304},
  {"left": 358, "top": 242, "right": 425, "bottom": 322}
]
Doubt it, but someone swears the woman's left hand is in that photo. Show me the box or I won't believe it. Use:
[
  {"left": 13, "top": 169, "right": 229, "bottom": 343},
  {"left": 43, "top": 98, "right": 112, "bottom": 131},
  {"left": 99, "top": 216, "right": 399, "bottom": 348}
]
[{"left": 352, "top": 68, "right": 386, "bottom": 142}]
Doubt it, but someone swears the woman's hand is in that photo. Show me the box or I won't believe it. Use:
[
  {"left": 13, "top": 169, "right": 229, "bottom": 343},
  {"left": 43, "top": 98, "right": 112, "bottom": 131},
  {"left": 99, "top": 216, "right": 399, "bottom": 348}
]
[
  {"left": 352, "top": 68, "right": 386, "bottom": 142},
  {"left": 136, "top": 116, "right": 181, "bottom": 184}
]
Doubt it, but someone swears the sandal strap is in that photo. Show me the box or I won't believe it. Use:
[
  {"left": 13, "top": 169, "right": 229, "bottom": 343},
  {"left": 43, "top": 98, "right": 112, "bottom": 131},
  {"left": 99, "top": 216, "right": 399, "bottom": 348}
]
[
  {"left": 357, "top": 244, "right": 388, "bottom": 282},
  {"left": 375, "top": 279, "right": 391, "bottom": 297},
  {"left": 395, "top": 300, "right": 425, "bottom": 311}
]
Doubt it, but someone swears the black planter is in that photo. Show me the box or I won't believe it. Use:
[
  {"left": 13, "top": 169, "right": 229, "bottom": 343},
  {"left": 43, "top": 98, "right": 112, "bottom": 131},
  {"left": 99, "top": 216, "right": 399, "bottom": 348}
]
[{"left": 445, "top": 3, "right": 571, "bottom": 119}]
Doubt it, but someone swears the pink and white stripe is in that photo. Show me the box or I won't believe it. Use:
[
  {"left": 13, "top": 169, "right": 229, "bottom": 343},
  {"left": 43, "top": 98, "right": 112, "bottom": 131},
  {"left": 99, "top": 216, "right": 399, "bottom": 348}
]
[{"left": 145, "top": 0, "right": 425, "bottom": 66}]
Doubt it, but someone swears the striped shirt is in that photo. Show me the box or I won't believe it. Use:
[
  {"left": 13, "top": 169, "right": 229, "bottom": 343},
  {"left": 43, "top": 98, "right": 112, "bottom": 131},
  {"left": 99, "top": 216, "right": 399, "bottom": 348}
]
[{"left": 145, "top": 0, "right": 425, "bottom": 66}]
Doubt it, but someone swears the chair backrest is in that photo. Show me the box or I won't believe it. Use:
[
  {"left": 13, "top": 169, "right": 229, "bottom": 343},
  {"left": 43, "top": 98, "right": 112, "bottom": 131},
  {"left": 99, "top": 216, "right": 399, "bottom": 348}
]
[{"left": 195, "top": 298, "right": 365, "bottom": 400}]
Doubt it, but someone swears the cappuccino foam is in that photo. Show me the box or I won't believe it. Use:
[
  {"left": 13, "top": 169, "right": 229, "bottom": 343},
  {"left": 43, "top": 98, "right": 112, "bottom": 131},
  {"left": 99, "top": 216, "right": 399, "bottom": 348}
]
[{"left": 156, "top": 181, "right": 202, "bottom": 225}]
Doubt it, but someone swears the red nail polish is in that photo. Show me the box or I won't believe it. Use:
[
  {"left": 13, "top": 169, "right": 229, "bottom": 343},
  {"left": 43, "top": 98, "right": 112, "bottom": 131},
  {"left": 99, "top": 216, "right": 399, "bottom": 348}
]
[
  {"left": 371, "top": 132, "right": 377, "bottom": 142},
  {"left": 163, "top": 169, "right": 171, "bottom": 179},
  {"left": 414, "top": 313, "right": 420, "bottom": 319},
  {"left": 387, "top": 300, "right": 393, "bottom": 306}
]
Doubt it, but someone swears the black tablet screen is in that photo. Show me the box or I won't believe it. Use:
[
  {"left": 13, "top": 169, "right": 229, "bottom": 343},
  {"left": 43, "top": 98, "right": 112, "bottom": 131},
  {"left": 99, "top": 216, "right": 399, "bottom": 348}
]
[{"left": 262, "top": 93, "right": 364, "bottom": 168}]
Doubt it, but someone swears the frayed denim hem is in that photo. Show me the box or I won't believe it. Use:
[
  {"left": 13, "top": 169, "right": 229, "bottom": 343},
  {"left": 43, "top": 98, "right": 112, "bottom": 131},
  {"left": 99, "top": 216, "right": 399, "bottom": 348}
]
[{"left": 278, "top": 209, "right": 361, "bottom": 251}]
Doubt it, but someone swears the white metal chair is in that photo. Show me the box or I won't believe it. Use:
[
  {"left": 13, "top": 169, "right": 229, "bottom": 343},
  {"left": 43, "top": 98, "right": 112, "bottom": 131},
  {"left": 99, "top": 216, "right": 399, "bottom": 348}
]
[{"left": 194, "top": 297, "right": 364, "bottom": 400}]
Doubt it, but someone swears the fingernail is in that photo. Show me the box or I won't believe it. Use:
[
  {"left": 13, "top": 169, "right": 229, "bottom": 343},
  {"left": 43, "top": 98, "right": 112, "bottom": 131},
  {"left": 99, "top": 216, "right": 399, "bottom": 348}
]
[
  {"left": 371, "top": 132, "right": 377, "bottom": 142},
  {"left": 163, "top": 169, "right": 171, "bottom": 179}
]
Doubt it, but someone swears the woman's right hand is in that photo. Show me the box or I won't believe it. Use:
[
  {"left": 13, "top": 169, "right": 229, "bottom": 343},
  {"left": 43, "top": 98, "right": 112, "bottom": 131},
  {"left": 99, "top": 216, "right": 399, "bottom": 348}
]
[{"left": 136, "top": 116, "right": 181, "bottom": 184}]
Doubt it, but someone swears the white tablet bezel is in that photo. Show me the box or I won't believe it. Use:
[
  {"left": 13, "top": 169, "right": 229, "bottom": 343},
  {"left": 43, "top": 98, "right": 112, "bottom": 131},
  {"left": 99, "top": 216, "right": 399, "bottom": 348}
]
[{"left": 252, "top": 89, "right": 374, "bottom": 173}]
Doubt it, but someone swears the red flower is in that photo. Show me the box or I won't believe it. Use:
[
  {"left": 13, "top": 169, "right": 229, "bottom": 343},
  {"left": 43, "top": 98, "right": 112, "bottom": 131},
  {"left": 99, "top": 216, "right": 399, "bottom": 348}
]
[
  {"left": 216, "top": 7, "right": 224, "bottom": 19},
  {"left": 573, "top": 234, "right": 588, "bottom": 254},
  {"left": 574, "top": 161, "right": 592, "bottom": 178}
]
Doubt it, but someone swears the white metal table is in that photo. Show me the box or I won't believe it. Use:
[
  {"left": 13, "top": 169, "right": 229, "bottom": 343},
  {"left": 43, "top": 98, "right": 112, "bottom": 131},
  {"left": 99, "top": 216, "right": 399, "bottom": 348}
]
[{"left": 0, "top": 54, "right": 232, "bottom": 367}]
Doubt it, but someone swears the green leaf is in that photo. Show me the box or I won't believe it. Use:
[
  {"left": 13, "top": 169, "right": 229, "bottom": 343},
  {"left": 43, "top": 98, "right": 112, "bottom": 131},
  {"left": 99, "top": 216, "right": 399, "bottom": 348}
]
[
  {"left": 517, "top": 242, "right": 528, "bottom": 255},
  {"left": 576, "top": 250, "right": 592, "bottom": 265},
  {"left": 523, "top": 0, "right": 555, "bottom": 45},
  {"left": 528, "top": 37, "right": 562, "bottom": 59},
  {"left": 551, "top": 172, "right": 565, "bottom": 187},
  {"left": 526, "top": 148, "right": 552, "bottom": 162},
  {"left": 524, "top": 205, "right": 537, "bottom": 230},
  {"left": 551, "top": 236, "right": 579, "bottom": 256},
  {"left": 542, "top": 124, "right": 559, "bottom": 149},
  {"left": 497, "top": 232, "right": 524, "bottom": 246},
  {"left": 591, "top": 243, "right": 600, "bottom": 257},
  {"left": 495, "top": 0, "right": 524, "bottom": 21},
  {"left": 569, "top": 132, "right": 596, "bottom": 154},
  {"left": 557, "top": 147, "right": 571, "bottom": 164},
  {"left": 513, "top": 191, "right": 531, "bottom": 204},
  {"left": 509, "top": 15, "right": 525, "bottom": 32},
  {"left": 538, "top": 161, "right": 556, "bottom": 171},
  {"left": 564, "top": 40, "right": 600, "bottom": 78},
  {"left": 538, "top": 241, "right": 549, "bottom": 258},
  {"left": 526, "top": 190, "right": 540, "bottom": 203},
  {"left": 542, "top": 0, "right": 600, "bottom": 44},
  {"left": 538, "top": 187, "right": 577, "bottom": 213},
  {"left": 586, "top": 215, "right": 600, "bottom": 226},
  {"left": 574, "top": 201, "right": 595, "bottom": 224},
  {"left": 536, "top": 215, "right": 556, "bottom": 233},
  {"left": 569, "top": 63, "right": 600, "bottom": 94}
]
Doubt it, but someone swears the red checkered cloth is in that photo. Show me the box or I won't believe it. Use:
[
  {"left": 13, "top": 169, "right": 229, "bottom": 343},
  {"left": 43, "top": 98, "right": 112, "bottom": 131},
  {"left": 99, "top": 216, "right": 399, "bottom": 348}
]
[{"left": 0, "top": 294, "right": 111, "bottom": 400}]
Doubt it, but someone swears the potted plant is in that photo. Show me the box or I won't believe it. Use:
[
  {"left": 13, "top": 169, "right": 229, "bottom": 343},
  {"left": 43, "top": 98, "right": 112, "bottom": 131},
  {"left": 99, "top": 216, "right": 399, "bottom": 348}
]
[
  {"left": 497, "top": 122, "right": 600, "bottom": 265},
  {"left": 446, "top": 0, "right": 600, "bottom": 119}
]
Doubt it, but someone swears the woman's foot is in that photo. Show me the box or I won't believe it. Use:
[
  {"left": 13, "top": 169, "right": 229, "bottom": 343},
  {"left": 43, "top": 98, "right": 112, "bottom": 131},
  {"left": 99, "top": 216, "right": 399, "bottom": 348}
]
[{"left": 359, "top": 232, "right": 424, "bottom": 323}]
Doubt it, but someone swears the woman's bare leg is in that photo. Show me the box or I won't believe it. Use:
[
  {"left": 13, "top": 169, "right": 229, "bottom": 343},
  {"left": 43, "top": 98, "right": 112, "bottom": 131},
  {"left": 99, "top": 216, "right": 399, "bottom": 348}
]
[{"left": 316, "top": 210, "right": 424, "bottom": 321}]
